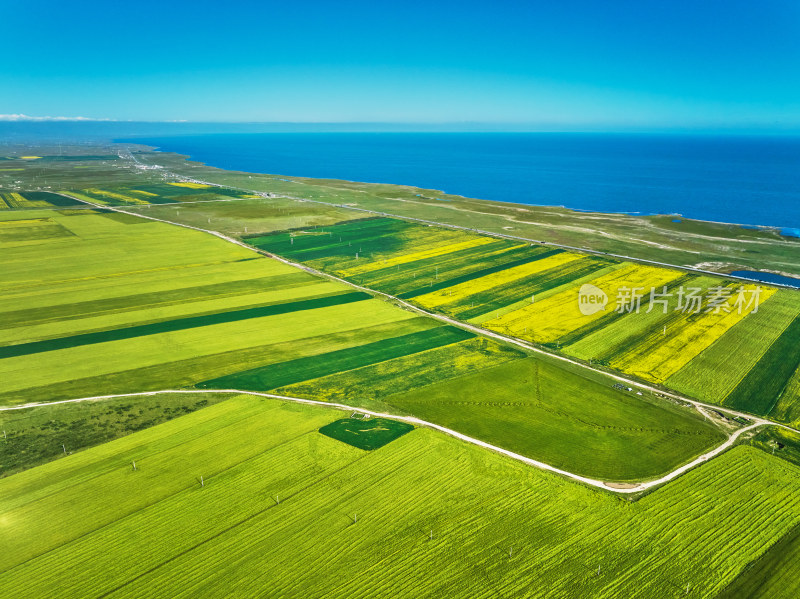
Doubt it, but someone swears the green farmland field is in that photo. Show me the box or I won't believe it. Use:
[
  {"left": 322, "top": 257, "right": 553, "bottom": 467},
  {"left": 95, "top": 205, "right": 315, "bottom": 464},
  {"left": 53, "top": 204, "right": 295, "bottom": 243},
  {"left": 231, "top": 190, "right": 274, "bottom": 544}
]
[
  {"left": 64, "top": 182, "right": 262, "bottom": 207},
  {"left": 383, "top": 357, "right": 724, "bottom": 481},
  {"left": 0, "top": 190, "right": 84, "bottom": 209},
  {"left": 250, "top": 215, "right": 800, "bottom": 425},
  {"left": 0, "top": 209, "right": 416, "bottom": 404},
  {"left": 1, "top": 394, "right": 799, "bottom": 598},
  {"left": 0, "top": 205, "right": 728, "bottom": 483},
  {"left": 5, "top": 149, "right": 800, "bottom": 598},
  {"left": 198, "top": 325, "right": 474, "bottom": 392}
]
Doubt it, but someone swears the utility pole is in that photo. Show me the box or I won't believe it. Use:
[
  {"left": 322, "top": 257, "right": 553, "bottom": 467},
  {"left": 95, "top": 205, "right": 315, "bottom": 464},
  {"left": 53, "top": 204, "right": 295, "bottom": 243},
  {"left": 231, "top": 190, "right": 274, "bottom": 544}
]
[
  {"left": 132, "top": 460, "right": 137, "bottom": 471},
  {"left": 62, "top": 444, "right": 67, "bottom": 454},
  {"left": 200, "top": 475, "right": 204, "bottom": 488}
]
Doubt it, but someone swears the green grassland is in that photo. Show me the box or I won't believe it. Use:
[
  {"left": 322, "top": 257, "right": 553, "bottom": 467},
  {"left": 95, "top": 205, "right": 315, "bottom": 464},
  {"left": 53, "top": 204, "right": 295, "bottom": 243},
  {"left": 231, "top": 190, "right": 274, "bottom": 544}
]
[
  {"left": 1, "top": 394, "right": 799, "bottom": 598},
  {"left": 0, "top": 392, "right": 230, "bottom": 477},
  {"left": 717, "top": 433, "right": 800, "bottom": 599},
  {"left": 129, "top": 196, "right": 363, "bottom": 236},
  {"left": 0, "top": 150, "right": 142, "bottom": 193}
]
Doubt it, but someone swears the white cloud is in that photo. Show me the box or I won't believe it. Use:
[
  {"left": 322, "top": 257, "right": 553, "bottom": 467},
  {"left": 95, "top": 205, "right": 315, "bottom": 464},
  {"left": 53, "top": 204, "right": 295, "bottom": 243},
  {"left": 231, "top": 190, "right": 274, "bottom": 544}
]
[{"left": 0, "top": 114, "right": 115, "bottom": 122}]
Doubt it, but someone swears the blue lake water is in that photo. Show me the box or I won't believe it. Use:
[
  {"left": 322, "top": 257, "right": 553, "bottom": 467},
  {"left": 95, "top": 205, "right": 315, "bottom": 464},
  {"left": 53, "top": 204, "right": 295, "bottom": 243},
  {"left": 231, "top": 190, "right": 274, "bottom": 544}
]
[
  {"left": 124, "top": 133, "right": 800, "bottom": 229},
  {"left": 730, "top": 270, "right": 800, "bottom": 288}
]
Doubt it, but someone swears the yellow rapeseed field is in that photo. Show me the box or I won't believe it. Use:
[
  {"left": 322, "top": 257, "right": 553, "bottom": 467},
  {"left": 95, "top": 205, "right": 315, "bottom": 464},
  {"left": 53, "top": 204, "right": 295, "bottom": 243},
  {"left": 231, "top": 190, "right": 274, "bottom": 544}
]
[
  {"left": 414, "top": 251, "right": 583, "bottom": 309},
  {"left": 168, "top": 182, "right": 212, "bottom": 189},
  {"left": 84, "top": 188, "right": 150, "bottom": 205},
  {"left": 2, "top": 193, "right": 50, "bottom": 209},
  {"left": 128, "top": 189, "right": 159, "bottom": 197},
  {"left": 338, "top": 236, "right": 496, "bottom": 277},
  {"left": 612, "top": 283, "right": 776, "bottom": 383},
  {"left": 19, "top": 156, "right": 41, "bottom": 160},
  {"left": 483, "top": 263, "right": 683, "bottom": 343}
]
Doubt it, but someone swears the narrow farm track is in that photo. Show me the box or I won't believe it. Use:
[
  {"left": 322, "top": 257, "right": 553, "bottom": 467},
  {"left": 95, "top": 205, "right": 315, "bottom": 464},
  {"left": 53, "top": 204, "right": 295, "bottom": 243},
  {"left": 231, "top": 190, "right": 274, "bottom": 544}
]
[
  {"left": 51, "top": 184, "right": 800, "bottom": 493},
  {"left": 0, "top": 388, "right": 777, "bottom": 494},
  {"left": 136, "top": 165, "right": 800, "bottom": 290}
]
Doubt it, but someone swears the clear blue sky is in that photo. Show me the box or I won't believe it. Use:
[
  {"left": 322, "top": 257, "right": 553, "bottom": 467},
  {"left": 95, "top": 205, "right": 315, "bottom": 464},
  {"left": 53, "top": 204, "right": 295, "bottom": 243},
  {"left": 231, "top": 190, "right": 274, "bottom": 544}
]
[{"left": 3, "top": 0, "right": 800, "bottom": 129}]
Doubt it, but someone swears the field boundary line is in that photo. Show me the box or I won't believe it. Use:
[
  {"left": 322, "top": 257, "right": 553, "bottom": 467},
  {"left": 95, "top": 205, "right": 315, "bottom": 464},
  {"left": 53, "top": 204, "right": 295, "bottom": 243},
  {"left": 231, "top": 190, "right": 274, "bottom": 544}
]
[
  {"left": 46, "top": 188, "right": 800, "bottom": 494},
  {"left": 132, "top": 163, "right": 800, "bottom": 290},
  {"left": 0, "top": 388, "right": 786, "bottom": 495},
  {"left": 54, "top": 190, "right": 788, "bottom": 427}
]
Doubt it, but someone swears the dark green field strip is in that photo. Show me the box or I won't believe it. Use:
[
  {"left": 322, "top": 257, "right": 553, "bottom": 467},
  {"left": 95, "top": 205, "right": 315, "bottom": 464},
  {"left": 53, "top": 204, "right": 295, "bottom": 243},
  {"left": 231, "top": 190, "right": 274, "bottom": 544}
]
[
  {"left": 0, "top": 318, "right": 437, "bottom": 405},
  {"left": 716, "top": 520, "right": 800, "bottom": 598},
  {"left": 451, "top": 256, "right": 617, "bottom": 320},
  {"left": 129, "top": 184, "right": 254, "bottom": 200},
  {"left": 319, "top": 418, "right": 414, "bottom": 450},
  {"left": 15, "top": 192, "right": 84, "bottom": 207},
  {"left": 198, "top": 325, "right": 475, "bottom": 391},
  {"left": 365, "top": 245, "right": 561, "bottom": 297},
  {"left": 275, "top": 337, "right": 526, "bottom": 405},
  {"left": 257, "top": 218, "right": 465, "bottom": 266},
  {"left": 558, "top": 273, "right": 696, "bottom": 348},
  {"left": 0, "top": 272, "right": 314, "bottom": 328},
  {"left": 250, "top": 218, "right": 413, "bottom": 260},
  {"left": 725, "top": 313, "right": 800, "bottom": 416},
  {"left": 0, "top": 291, "right": 370, "bottom": 360}
]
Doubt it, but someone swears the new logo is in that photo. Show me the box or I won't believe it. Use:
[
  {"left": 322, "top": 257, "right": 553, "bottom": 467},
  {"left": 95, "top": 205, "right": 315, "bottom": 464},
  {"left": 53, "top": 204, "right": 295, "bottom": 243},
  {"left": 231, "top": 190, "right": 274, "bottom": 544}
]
[{"left": 578, "top": 284, "right": 607, "bottom": 315}]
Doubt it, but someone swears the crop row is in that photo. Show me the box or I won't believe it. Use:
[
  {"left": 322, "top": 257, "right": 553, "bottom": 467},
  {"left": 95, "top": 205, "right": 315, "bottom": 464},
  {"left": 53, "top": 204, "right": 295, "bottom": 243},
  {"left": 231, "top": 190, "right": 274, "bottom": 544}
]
[
  {"left": 66, "top": 184, "right": 259, "bottom": 207},
  {"left": 0, "top": 191, "right": 82, "bottom": 210},
  {"left": 197, "top": 325, "right": 475, "bottom": 392},
  {"left": 2, "top": 399, "right": 799, "bottom": 598},
  {"left": 275, "top": 337, "right": 524, "bottom": 404},
  {"left": 0, "top": 291, "right": 371, "bottom": 360},
  {"left": 257, "top": 217, "right": 800, "bottom": 421}
]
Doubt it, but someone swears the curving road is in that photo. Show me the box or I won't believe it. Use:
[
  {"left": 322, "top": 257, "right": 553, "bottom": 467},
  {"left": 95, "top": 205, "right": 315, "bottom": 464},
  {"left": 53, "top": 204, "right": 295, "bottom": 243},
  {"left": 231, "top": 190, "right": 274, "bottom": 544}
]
[
  {"left": 48, "top": 176, "right": 800, "bottom": 493},
  {"left": 0, "top": 388, "right": 776, "bottom": 494}
]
